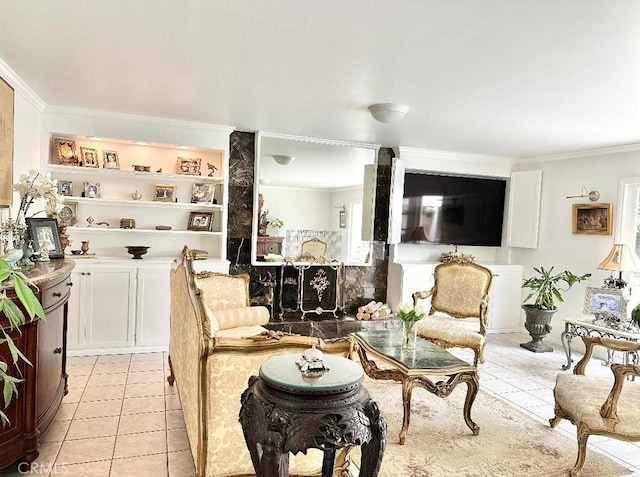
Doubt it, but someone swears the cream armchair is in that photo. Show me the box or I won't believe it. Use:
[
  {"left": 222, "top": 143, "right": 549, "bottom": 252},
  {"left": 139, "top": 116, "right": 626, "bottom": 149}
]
[
  {"left": 167, "top": 246, "right": 351, "bottom": 477},
  {"left": 412, "top": 260, "right": 493, "bottom": 365},
  {"left": 550, "top": 336, "right": 640, "bottom": 477}
]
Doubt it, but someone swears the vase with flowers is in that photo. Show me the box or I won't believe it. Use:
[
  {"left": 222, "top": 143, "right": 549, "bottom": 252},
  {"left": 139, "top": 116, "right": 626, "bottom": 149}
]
[{"left": 395, "top": 302, "right": 427, "bottom": 349}]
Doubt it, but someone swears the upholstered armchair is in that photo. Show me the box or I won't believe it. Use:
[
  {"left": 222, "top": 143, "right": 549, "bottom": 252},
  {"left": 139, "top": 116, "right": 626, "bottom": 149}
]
[
  {"left": 550, "top": 336, "right": 640, "bottom": 477},
  {"left": 411, "top": 260, "right": 493, "bottom": 366},
  {"left": 168, "top": 246, "right": 352, "bottom": 477},
  {"left": 297, "top": 237, "right": 328, "bottom": 261}
]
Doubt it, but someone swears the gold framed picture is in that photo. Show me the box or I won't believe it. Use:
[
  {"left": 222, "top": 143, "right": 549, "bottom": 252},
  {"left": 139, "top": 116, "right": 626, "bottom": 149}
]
[
  {"left": 187, "top": 211, "right": 213, "bottom": 231},
  {"left": 58, "top": 180, "right": 73, "bottom": 196},
  {"left": 103, "top": 150, "right": 120, "bottom": 169},
  {"left": 572, "top": 203, "right": 612, "bottom": 235},
  {"left": 80, "top": 147, "right": 99, "bottom": 168},
  {"left": 0, "top": 74, "right": 14, "bottom": 206},
  {"left": 190, "top": 183, "right": 215, "bottom": 204},
  {"left": 53, "top": 137, "right": 79, "bottom": 165},
  {"left": 153, "top": 184, "right": 177, "bottom": 202},
  {"left": 83, "top": 181, "right": 101, "bottom": 198},
  {"left": 177, "top": 157, "right": 202, "bottom": 175}
]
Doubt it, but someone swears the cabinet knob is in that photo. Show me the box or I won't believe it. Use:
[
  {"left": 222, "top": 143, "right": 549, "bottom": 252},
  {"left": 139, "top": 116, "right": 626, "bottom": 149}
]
[
  {"left": 53, "top": 347, "right": 62, "bottom": 355},
  {"left": 87, "top": 272, "right": 92, "bottom": 276},
  {"left": 53, "top": 292, "right": 62, "bottom": 297},
  {"left": 67, "top": 281, "right": 73, "bottom": 287}
]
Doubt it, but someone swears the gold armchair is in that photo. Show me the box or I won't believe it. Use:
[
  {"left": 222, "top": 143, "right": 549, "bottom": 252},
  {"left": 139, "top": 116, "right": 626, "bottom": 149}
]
[
  {"left": 412, "top": 260, "right": 493, "bottom": 365},
  {"left": 550, "top": 336, "right": 640, "bottom": 477},
  {"left": 298, "top": 237, "right": 328, "bottom": 262}
]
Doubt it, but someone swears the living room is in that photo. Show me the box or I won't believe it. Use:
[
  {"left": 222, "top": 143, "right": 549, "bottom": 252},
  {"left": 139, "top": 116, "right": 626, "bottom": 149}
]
[{"left": 1, "top": 2, "right": 640, "bottom": 476}]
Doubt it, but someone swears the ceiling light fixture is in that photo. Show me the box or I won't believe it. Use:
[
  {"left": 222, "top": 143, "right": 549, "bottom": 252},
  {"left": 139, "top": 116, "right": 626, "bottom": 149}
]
[
  {"left": 273, "top": 155, "right": 295, "bottom": 165},
  {"left": 368, "top": 103, "right": 410, "bottom": 123}
]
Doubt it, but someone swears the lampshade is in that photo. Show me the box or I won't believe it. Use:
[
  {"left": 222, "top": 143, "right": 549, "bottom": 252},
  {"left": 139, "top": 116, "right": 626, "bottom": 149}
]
[
  {"left": 409, "top": 226, "right": 429, "bottom": 242},
  {"left": 597, "top": 244, "right": 640, "bottom": 273},
  {"left": 368, "top": 103, "right": 410, "bottom": 124},
  {"left": 272, "top": 155, "right": 295, "bottom": 165}
]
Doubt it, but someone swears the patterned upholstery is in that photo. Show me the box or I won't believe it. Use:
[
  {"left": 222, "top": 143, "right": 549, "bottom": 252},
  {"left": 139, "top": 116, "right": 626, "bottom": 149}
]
[
  {"left": 168, "top": 246, "right": 352, "bottom": 477},
  {"left": 412, "top": 260, "right": 493, "bottom": 366},
  {"left": 298, "top": 238, "right": 328, "bottom": 261},
  {"left": 550, "top": 336, "right": 640, "bottom": 477}
]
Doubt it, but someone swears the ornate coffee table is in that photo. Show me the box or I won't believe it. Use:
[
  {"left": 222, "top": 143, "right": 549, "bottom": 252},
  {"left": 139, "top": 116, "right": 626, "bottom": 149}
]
[{"left": 350, "top": 330, "right": 479, "bottom": 444}]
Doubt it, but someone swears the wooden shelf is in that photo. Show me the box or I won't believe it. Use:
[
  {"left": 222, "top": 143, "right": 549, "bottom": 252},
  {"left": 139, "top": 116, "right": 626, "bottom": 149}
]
[
  {"left": 66, "top": 226, "right": 223, "bottom": 237},
  {"left": 47, "top": 164, "right": 223, "bottom": 184},
  {"left": 63, "top": 197, "right": 222, "bottom": 210}
]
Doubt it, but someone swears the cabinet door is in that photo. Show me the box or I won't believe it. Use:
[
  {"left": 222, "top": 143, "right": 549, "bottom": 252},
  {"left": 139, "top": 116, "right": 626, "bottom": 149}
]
[
  {"left": 66, "top": 270, "right": 85, "bottom": 349},
  {"left": 135, "top": 264, "right": 171, "bottom": 347},
  {"left": 487, "top": 266, "right": 523, "bottom": 332},
  {"left": 85, "top": 267, "right": 136, "bottom": 348}
]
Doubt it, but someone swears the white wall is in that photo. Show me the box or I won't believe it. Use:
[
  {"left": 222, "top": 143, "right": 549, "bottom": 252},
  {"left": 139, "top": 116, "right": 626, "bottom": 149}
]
[
  {"left": 513, "top": 149, "right": 640, "bottom": 346},
  {"left": 260, "top": 186, "right": 331, "bottom": 232}
]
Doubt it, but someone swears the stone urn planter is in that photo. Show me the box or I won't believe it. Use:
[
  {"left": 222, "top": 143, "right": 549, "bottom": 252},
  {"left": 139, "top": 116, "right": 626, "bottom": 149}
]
[{"left": 520, "top": 305, "right": 556, "bottom": 353}]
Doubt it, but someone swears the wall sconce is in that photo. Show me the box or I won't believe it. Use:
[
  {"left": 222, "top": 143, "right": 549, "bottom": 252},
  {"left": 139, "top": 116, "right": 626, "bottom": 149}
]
[
  {"left": 566, "top": 186, "right": 600, "bottom": 202},
  {"left": 338, "top": 205, "right": 347, "bottom": 228}
]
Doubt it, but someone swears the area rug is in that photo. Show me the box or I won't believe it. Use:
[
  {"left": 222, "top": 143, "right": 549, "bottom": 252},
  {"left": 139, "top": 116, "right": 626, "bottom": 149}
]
[{"left": 355, "top": 377, "right": 630, "bottom": 477}]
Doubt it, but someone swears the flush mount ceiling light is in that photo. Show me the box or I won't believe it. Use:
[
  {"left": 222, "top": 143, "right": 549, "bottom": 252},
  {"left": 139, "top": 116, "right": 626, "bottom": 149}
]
[
  {"left": 368, "top": 103, "right": 410, "bottom": 123},
  {"left": 273, "top": 155, "right": 295, "bottom": 165}
]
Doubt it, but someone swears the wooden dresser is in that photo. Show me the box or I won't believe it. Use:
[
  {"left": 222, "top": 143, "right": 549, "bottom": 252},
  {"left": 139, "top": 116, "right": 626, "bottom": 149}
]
[
  {"left": 0, "top": 260, "right": 75, "bottom": 469},
  {"left": 256, "top": 236, "right": 283, "bottom": 258}
]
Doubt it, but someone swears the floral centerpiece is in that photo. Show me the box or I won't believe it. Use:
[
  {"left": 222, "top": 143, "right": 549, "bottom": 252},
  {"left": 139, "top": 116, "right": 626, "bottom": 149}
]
[
  {"left": 14, "top": 169, "right": 64, "bottom": 220},
  {"left": 395, "top": 302, "right": 427, "bottom": 349}
]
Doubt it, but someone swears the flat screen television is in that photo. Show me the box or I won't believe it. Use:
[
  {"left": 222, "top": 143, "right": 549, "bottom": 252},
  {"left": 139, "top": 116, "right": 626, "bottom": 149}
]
[{"left": 401, "top": 172, "right": 506, "bottom": 246}]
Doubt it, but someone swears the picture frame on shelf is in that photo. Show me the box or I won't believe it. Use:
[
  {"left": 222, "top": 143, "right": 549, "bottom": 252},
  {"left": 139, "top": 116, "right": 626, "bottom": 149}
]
[
  {"left": 26, "top": 217, "right": 64, "bottom": 259},
  {"left": 103, "top": 150, "right": 120, "bottom": 169},
  {"left": 153, "top": 183, "right": 177, "bottom": 202},
  {"left": 583, "top": 286, "right": 627, "bottom": 316},
  {"left": 187, "top": 211, "right": 214, "bottom": 231},
  {"left": 58, "top": 180, "right": 73, "bottom": 196},
  {"left": 177, "top": 157, "right": 202, "bottom": 175},
  {"left": 83, "top": 181, "right": 101, "bottom": 198},
  {"left": 572, "top": 203, "right": 612, "bottom": 235},
  {"left": 58, "top": 202, "right": 78, "bottom": 227},
  {"left": 80, "top": 147, "right": 99, "bottom": 168},
  {"left": 53, "top": 137, "right": 79, "bottom": 166},
  {"left": 191, "top": 183, "right": 215, "bottom": 204}
]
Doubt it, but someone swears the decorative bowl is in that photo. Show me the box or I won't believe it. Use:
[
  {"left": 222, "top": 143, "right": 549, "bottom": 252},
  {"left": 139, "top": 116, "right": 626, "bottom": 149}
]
[{"left": 126, "top": 246, "right": 150, "bottom": 259}]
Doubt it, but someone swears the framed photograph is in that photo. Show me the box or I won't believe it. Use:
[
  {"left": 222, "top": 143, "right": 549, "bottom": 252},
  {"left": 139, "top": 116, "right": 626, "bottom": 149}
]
[
  {"left": 26, "top": 217, "right": 64, "bottom": 259},
  {"left": 80, "top": 146, "right": 99, "bottom": 168},
  {"left": 103, "top": 150, "right": 120, "bottom": 169},
  {"left": 58, "top": 180, "right": 73, "bottom": 196},
  {"left": 187, "top": 211, "right": 213, "bottom": 231},
  {"left": 339, "top": 209, "right": 347, "bottom": 228},
  {"left": 583, "top": 287, "right": 627, "bottom": 316},
  {"left": 58, "top": 202, "right": 78, "bottom": 227},
  {"left": 153, "top": 183, "right": 177, "bottom": 202},
  {"left": 53, "top": 137, "right": 79, "bottom": 166},
  {"left": 190, "top": 183, "right": 215, "bottom": 204},
  {"left": 177, "top": 157, "right": 202, "bottom": 175},
  {"left": 83, "top": 181, "right": 101, "bottom": 198},
  {"left": 573, "top": 203, "right": 612, "bottom": 235},
  {"left": 0, "top": 75, "right": 14, "bottom": 207}
]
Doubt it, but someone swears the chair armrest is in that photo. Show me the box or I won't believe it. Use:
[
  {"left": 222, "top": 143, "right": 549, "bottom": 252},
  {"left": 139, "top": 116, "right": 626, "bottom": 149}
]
[
  {"left": 574, "top": 336, "right": 640, "bottom": 375},
  {"left": 478, "top": 297, "right": 489, "bottom": 335},
  {"left": 600, "top": 362, "right": 640, "bottom": 421},
  {"left": 412, "top": 288, "right": 434, "bottom": 307}
]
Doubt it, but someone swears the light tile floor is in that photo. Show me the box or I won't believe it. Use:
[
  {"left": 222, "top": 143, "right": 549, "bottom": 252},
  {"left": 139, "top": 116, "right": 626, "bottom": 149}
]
[{"left": 1, "top": 332, "right": 638, "bottom": 476}]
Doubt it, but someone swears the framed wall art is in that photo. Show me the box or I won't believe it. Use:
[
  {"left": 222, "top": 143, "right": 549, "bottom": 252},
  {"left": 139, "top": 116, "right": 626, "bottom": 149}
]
[
  {"left": 27, "top": 217, "right": 64, "bottom": 259},
  {"left": 187, "top": 211, "right": 213, "bottom": 231},
  {"left": 191, "top": 183, "right": 215, "bottom": 204},
  {"left": 83, "top": 181, "right": 101, "bottom": 198},
  {"left": 0, "top": 74, "right": 14, "bottom": 207},
  {"left": 583, "top": 286, "right": 627, "bottom": 316},
  {"left": 572, "top": 203, "right": 612, "bottom": 235},
  {"left": 80, "top": 147, "right": 99, "bottom": 168},
  {"left": 154, "top": 184, "right": 177, "bottom": 202},
  {"left": 53, "top": 137, "right": 79, "bottom": 165},
  {"left": 177, "top": 157, "right": 202, "bottom": 175},
  {"left": 58, "top": 180, "right": 73, "bottom": 196},
  {"left": 103, "top": 150, "right": 120, "bottom": 169}
]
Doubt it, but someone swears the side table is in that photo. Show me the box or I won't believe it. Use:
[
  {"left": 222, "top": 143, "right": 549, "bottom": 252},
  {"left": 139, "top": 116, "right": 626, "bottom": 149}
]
[{"left": 239, "top": 353, "right": 386, "bottom": 477}]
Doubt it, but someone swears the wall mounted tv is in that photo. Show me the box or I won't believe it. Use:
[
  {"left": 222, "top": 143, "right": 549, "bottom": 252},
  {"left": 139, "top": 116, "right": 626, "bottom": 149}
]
[{"left": 401, "top": 172, "right": 506, "bottom": 246}]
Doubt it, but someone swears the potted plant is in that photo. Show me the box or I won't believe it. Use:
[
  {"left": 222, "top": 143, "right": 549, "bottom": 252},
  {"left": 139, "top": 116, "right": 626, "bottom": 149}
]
[
  {"left": 520, "top": 266, "right": 591, "bottom": 353},
  {"left": 0, "top": 257, "right": 45, "bottom": 426}
]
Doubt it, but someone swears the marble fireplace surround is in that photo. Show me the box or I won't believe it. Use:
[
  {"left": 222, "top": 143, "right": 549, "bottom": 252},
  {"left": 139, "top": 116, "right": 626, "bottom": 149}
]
[{"left": 226, "top": 131, "right": 392, "bottom": 318}]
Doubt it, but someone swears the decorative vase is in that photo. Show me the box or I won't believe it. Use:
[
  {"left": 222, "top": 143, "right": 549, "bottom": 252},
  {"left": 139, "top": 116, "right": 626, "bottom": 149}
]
[
  {"left": 81, "top": 241, "right": 90, "bottom": 254},
  {"left": 402, "top": 320, "right": 418, "bottom": 350},
  {"left": 520, "top": 305, "right": 556, "bottom": 353}
]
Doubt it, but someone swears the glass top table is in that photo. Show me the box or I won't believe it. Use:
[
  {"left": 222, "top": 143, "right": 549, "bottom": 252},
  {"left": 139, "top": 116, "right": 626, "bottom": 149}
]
[{"left": 350, "top": 330, "right": 479, "bottom": 444}]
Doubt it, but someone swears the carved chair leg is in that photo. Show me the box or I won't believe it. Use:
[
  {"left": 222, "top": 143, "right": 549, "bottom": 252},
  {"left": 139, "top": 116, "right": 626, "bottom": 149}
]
[
  {"left": 571, "top": 424, "right": 590, "bottom": 477},
  {"left": 167, "top": 354, "right": 175, "bottom": 386},
  {"left": 549, "top": 415, "right": 562, "bottom": 428}
]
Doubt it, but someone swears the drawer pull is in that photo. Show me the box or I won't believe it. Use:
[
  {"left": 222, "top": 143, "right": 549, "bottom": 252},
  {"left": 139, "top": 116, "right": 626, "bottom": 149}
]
[
  {"left": 53, "top": 292, "right": 62, "bottom": 297},
  {"left": 53, "top": 348, "right": 62, "bottom": 355},
  {"left": 67, "top": 281, "right": 73, "bottom": 287}
]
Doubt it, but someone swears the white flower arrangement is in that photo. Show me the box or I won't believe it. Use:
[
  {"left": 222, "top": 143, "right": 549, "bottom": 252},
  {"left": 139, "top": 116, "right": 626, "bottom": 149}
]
[
  {"left": 13, "top": 169, "right": 64, "bottom": 219},
  {"left": 269, "top": 218, "right": 284, "bottom": 229},
  {"left": 395, "top": 302, "right": 428, "bottom": 323}
]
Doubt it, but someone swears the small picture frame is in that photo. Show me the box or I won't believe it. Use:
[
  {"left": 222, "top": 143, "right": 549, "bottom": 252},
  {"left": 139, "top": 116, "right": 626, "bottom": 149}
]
[
  {"left": 584, "top": 287, "right": 627, "bottom": 316},
  {"left": 58, "top": 202, "right": 78, "bottom": 227},
  {"left": 80, "top": 147, "right": 99, "bottom": 168},
  {"left": 573, "top": 203, "right": 612, "bottom": 235},
  {"left": 191, "top": 183, "right": 215, "bottom": 204},
  {"left": 177, "top": 157, "right": 202, "bottom": 175},
  {"left": 187, "top": 211, "right": 213, "bottom": 231},
  {"left": 153, "top": 184, "right": 177, "bottom": 202},
  {"left": 103, "top": 150, "right": 120, "bottom": 169},
  {"left": 83, "top": 181, "right": 101, "bottom": 198},
  {"left": 339, "top": 209, "right": 347, "bottom": 228},
  {"left": 53, "top": 138, "right": 79, "bottom": 165},
  {"left": 26, "top": 217, "right": 64, "bottom": 259},
  {"left": 58, "top": 180, "right": 73, "bottom": 196}
]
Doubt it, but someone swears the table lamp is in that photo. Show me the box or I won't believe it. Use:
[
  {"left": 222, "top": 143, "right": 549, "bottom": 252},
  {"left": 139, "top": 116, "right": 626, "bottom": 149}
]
[{"left": 597, "top": 243, "right": 640, "bottom": 288}]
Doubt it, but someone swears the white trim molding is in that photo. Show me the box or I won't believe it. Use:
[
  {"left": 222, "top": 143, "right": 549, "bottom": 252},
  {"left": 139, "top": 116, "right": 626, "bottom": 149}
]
[
  {"left": 520, "top": 143, "right": 640, "bottom": 164},
  {"left": 0, "top": 57, "right": 46, "bottom": 111}
]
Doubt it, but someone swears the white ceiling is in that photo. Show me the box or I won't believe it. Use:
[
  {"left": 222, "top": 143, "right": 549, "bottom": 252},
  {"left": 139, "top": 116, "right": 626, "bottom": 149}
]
[{"left": 0, "top": 1, "right": 639, "bottom": 159}]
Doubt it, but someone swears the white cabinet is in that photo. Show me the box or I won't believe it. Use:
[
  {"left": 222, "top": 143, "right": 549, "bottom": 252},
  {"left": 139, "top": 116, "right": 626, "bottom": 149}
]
[{"left": 135, "top": 263, "right": 171, "bottom": 347}]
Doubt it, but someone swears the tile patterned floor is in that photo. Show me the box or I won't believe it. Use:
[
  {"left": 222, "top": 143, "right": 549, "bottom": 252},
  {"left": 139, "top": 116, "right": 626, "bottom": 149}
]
[{"left": 1, "top": 332, "right": 638, "bottom": 476}]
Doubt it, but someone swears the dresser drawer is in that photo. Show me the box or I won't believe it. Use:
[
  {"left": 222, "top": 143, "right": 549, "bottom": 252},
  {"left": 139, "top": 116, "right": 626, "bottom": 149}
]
[{"left": 41, "top": 273, "right": 72, "bottom": 311}]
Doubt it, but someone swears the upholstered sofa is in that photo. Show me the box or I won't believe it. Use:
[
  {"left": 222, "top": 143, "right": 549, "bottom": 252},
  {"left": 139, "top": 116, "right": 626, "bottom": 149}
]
[{"left": 167, "top": 247, "right": 352, "bottom": 477}]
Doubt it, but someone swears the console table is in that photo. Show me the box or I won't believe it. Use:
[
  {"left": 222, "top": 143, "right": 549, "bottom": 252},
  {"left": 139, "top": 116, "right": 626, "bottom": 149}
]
[
  {"left": 0, "top": 260, "right": 75, "bottom": 469},
  {"left": 239, "top": 353, "right": 386, "bottom": 476},
  {"left": 560, "top": 316, "right": 640, "bottom": 370}
]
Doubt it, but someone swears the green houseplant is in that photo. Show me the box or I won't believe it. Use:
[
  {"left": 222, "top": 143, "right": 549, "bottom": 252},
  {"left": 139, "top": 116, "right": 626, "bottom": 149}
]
[
  {"left": 520, "top": 266, "right": 591, "bottom": 353},
  {"left": 0, "top": 257, "right": 45, "bottom": 426}
]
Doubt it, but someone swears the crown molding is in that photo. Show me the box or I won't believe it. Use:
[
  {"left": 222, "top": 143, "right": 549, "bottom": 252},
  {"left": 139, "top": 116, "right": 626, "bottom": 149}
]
[
  {"left": 396, "top": 146, "right": 514, "bottom": 164},
  {"left": 520, "top": 142, "right": 640, "bottom": 164},
  {"left": 44, "top": 105, "right": 235, "bottom": 135},
  {"left": 0, "top": 58, "right": 46, "bottom": 111},
  {"left": 259, "top": 131, "right": 380, "bottom": 150}
]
